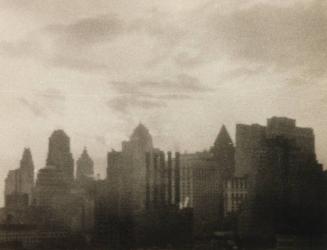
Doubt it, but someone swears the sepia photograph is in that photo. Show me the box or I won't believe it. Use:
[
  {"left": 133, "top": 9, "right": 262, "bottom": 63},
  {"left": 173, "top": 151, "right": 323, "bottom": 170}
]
[{"left": 0, "top": 0, "right": 326, "bottom": 249}]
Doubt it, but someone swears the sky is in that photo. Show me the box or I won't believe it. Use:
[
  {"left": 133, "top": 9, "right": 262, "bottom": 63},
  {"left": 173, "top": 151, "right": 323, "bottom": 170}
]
[{"left": 0, "top": 0, "right": 326, "bottom": 204}]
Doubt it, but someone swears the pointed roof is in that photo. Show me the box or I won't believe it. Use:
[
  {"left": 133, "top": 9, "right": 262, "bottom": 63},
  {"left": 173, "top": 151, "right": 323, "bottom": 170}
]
[{"left": 214, "top": 125, "right": 234, "bottom": 147}]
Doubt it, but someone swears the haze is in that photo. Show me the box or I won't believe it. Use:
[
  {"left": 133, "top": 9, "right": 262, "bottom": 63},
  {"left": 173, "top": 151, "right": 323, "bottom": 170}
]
[{"left": 0, "top": 0, "right": 326, "bottom": 205}]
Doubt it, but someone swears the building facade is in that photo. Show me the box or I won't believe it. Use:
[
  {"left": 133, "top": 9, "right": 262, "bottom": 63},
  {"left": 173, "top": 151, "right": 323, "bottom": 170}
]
[
  {"left": 4, "top": 148, "right": 34, "bottom": 206},
  {"left": 46, "top": 130, "right": 74, "bottom": 185},
  {"left": 76, "top": 148, "right": 94, "bottom": 184},
  {"left": 223, "top": 177, "right": 248, "bottom": 216},
  {"left": 235, "top": 117, "right": 324, "bottom": 240}
]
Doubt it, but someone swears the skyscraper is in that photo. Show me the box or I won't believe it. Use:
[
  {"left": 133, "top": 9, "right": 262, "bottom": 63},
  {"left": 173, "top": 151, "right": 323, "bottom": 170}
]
[
  {"left": 211, "top": 125, "right": 235, "bottom": 178},
  {"left": 76, "top": 147, "right": 94, "bottom": 182},
  {"left": 20, "top": 148, "right": 34, "bottom": 203},
  {"left": 235, "top": 117, "right": 324, "bottom": 240},
  {"left": 46, "top": 130, "right": 74, "bottom": 184},
  {"left": 121, "top": 123, "right": 154, "bottom": 212},
  {"left": 5, "top": 148, "right": 35, "bottom": 205}
]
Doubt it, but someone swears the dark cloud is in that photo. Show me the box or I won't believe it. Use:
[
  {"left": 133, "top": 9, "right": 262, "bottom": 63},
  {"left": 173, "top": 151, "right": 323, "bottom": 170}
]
[
  {"left": 107, "top": 74, "right": 208, "bottom": 114},
  {"left": 141, "top": 74, "right": 211, "bottom": 92},
  {"left": 0, "top": 37, "right": 107, "bottom": 73},
  {"left": 110, "top": 74, "right": 211, "bottom": 95},
  {"left": 0, "top": 14, "right": 125, "bottom": 73},
  {"left": 206, "top": 0, "right": 327, "bottom": 77},
  {"left": 108, "top": 96, "right": 166, "bottom": 114},
  {"left": 45, "top": 14, "right": 125, "bottom": 47}
]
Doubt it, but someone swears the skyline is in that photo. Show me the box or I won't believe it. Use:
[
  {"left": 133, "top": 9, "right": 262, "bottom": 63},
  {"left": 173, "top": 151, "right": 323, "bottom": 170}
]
[
  {"left": 4, "top": 115, "right": 322, "bottom": 178},
  {"left": 1, "top": 0, "right": 327, "bottom": 206}
]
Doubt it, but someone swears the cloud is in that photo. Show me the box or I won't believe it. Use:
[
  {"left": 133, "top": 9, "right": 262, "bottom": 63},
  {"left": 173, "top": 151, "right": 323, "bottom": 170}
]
[
  {"left": 219, "top": 65, "right": 267, "bottom": 82},
  {"left": 18, "top": 88, "right": 66, "bottom": 117},
  {"left": 0, "top": 13, "right": 127, "bottom": 73},
  {"left": 107, "top": 74, "right": 209, "bottom": 114},
  {"left": 108, "top": 96, "right": 166, "bottom": 114},
  {"left": 0, "top": 40, "right": 38, "bottom": 58},
  {"left": 45, "top": 14, "right": 125, "bottom": 47},
  {"left": 205, "top": 0, "right": 327, "bottom": 77},
  {"left": 19, "top": 98, "right": 47, "bottom": 118},
  {"left": 110, "top": 74, "right": 211, "bottom": 95}
]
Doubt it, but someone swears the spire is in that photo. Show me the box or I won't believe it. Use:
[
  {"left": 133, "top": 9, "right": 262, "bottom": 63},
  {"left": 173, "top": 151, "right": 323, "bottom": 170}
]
[
  {"left": 212, "top": 125, "right": 235, "bottom": 178},
  {"left": 214, "top": 125, "right": 234, "bottom": 148}
]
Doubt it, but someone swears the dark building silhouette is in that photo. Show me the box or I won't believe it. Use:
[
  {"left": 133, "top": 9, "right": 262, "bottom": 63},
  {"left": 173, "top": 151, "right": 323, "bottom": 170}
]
[
  {"left": 46, "top": 130, "right": 74, "bottom": 184},
  {"left": 76, "top": 147, "right": 94, "bottom": 184},
  {"left": 5, "top": 148, "right": 34, "bottom": 206},
  {"left": 211, "top": 125, "right": 235, "bottom": 179},
  {"left": 102, "top": 124, "right": 193, "bottom": 248},
  {"left": 144, "top": 151, "right": 181, "bottom": 210},
  {"left": 235, "top": 117, "right": 324, "bottom": 243},
  {"left": 192, "top": 151, "right": 224, "bottom": 238},
  {"left": 34, "top": 166, "right": 68, "bottom": 207},
  {"left": 175, "top": 126, "right": 236, "bottom": 238},
  {"left": 235, "top": 117, "right": 315, "bottom": 177}
]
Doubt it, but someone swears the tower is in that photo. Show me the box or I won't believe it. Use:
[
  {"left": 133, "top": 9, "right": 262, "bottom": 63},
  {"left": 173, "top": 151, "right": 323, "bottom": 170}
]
[
  {"left": 211, "top": 125, "right": 235, "bottom": 178},
  {"left": 4, "top": 148, "right": 35, "bottom": 206},
  {"left": 20, "top": 148, "right": 34, "bottom": 204},
  {"left": 46, "top": 130, "right": 74, "bottom": 184},
  {"left": 121, "top": 123, "right": 154, "bottom": 212},
  {"left": 76, "top": 147, "right": 94, "bottom": 182}
]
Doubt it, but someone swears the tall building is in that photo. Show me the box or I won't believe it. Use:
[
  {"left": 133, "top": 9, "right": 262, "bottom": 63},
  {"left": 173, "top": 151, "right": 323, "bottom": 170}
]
[
  {"left": 19, "top": 148, "right": 34, "bottom": 204},
  {"left": 144, "top": 151, "right": 181, "bottom": 210},
  {"left": 34, "top": 166, "right": 68, "bottom": 207},
  {"left": 76, "top": 147, "right": 94, "bottom": 183},
  {"left": 120, "top": 123, "right": 154, "bottom": 212},
  {"left": 46, "top": 130, "right": 74, "bottom": 184},
  {"left": 4, "top": 148, "right": 34, "bottom": 205},
  {"left": 235, "top": 117, "right": 315, "bottom": 177},
  {"left": 192, "top": 152, "right": 223, "bottom": 238},
  {"left": 235, "top": 117, "right": 324, "bottom": 240},
  {"left": 211, "top": 125, "right": 235, "bottom": 179}
]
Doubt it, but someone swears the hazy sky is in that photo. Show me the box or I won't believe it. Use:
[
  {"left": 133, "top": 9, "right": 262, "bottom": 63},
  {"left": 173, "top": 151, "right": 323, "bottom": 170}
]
[{"left": 0, "top": 0, "right": 326, "bottom": 204}]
